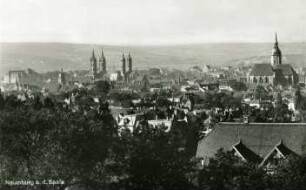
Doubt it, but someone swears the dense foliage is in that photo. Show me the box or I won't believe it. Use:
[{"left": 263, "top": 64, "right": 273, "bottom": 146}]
[{"left": 1, "top": 91, "right": 306, "bottom": 190}]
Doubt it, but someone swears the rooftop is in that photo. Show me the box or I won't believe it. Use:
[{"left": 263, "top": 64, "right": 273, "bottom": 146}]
[
  {"left": 249, "top": 64, "right": 274, "bottom": 76},
  {"left": 197, "top": 122, "right": 306, "bottom": 160},
  {"left": 273, "top": 64, "right": 295, "bottom": 76}
]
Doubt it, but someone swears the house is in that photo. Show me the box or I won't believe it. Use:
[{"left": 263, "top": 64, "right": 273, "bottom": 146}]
[
  {"left": 196, "top": 122, "right": 306, "bottom": 169},
  {"left": 43, "top": 83, "right": 78, "bottom": 94},
  {"left": 1, "top": 69, "right": 43, "bottom": 92},
  {"left": 116, "top": 113, "right": 142, "bottom": 132}
]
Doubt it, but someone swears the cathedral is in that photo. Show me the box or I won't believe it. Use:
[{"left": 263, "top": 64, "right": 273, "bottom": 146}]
[
  {"left": 89, "top": 50, "right": 107, "bottom": 81},
  {"left": 88, "top": 50, "right": 133, "bottom": 83},
  {"left": 248, "top": 34, "right": 299, "bottom": 87},
  {"left": 120, "top": 53, "right": 133, "bottom": 83}
]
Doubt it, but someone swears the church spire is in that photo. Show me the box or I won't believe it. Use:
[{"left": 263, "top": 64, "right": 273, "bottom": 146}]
[
  {"left": 91, "top": 49, "right": 95, "bottom": 59},
  {"left": 121, "top": 53, "right": 126, "bottom": 75},
  {"left": 128, "top": 52, "right": 132, "bottom": 72},
  {"left": 100, "top": 50, "right": 106, "bottom": 72},
  {"left": 90, "top": 49, "right": 97, "bottom": 80},
  {"left": 271, "top": 33, "right": 282, "bottom": 66},
  {"left": 90, "top": 49, "right": 97, "bottom": 62},
  {"left": 275, "top": 32, "right": 278, "bottom": 44}
]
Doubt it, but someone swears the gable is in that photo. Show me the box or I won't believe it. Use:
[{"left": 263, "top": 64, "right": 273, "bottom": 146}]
[
  {"left": 232, "top": 140, "right": 262, "bottom": 163},
  {"left": 259, "top": 141, "right": 296, "bottom": 167},
  {"left": 196, "top": 123, "right": 306, "bottom": 160}
]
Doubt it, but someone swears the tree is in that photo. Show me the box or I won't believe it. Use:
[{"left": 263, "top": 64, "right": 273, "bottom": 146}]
[
  {"left": 116, "top": 123, "right": 196, "bottom": 190},
  {"left": 198, "top": 149, "right": 267, "bottom": 190},
  {"left": 0, "top": 93, "right": 119, "bottom": 189},
  {"left": 0, "top": 105, "right": 64, "bottom": 184},
  {"left": 272, "top": 103, "right": 292, "bottom": 123},
  {"left": 58, "top": 97, "right": 119, "bottom": 188},
  {"left": 155, "top": 96, "right": 171, "bottom": 108},
  {"left": 0, "top": 89, "right": 4, "bottom": 108},
  {"left": 95, "top": 80, "right": 111, "bottom": 95},
  {"left": 109, "top": 91, "right": 140, "bottom": 107},
  {"left": 271, "top": 155, "right": 306, "bottom": 189},
  {"left": 231, "top": 82, "right": 247, "bottom": 91}
]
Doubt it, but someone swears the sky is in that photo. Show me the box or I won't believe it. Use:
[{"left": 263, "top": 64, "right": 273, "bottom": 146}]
[{"left": 0, "top": 0, "right": 306, "bottom": 45}]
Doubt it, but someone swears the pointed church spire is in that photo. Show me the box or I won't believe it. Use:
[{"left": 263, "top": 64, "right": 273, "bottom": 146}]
[
  {"left": 275, "top": 32, "right": 278, "bottom": 44},
  {"left": 128, "top": 52, "right": 132, "bottom": 72},
  {"left": 121, "top": 53, "right": 126, "bottom": 76},
  {"left": 100, "top": 50, "right": 106, "bottom": 72},
  {"left": 271, "top": 32, "right": 282, "bottom": 66},
  {"left": 90, "top": 49, "right": 97, "bottom": 62},
  {"left": 90, "top": 49, "right": 97, "bottom": 80}
]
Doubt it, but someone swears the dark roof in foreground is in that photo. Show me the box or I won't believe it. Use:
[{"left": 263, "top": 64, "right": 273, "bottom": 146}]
[
  {"left": 233, "top": 140, "right": 262, "bottom": 163},
  {"left": 196, "top": 122, "right": 306, "bottom": 160},
  {"left": 249, "top": 64, "right": 274, "bottom": 76}
]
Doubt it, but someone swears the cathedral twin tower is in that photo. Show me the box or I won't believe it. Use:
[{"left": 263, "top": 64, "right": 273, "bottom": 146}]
[
  {"left": 89, "top": 50, "right": 106, "bottom": 78},
  {"left": 89, "top": 50, "right": 133, "bottom": 81},
  {"left": 121, "top": 53, "right": 133, "bottom": 75}
]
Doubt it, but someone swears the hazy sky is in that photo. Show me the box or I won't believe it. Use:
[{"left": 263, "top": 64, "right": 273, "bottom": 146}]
[{"left": 0, "top": 0, "right": 306, "bottom": 45}]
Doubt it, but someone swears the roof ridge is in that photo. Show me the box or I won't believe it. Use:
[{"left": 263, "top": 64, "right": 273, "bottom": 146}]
[{"left": 219, "top": 122, "right": 306, "bottom": 126}]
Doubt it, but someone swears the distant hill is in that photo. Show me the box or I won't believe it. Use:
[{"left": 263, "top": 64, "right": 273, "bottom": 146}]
[
  {"left": 0, "top": 42, "right": 306, "bottom": 77},
  {"left": 226, "top": 54, "right": 306, "bottom": 68}
]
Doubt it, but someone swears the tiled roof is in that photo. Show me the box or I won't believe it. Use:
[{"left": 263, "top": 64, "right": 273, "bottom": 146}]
[
  {"left": 73, "top": 76, "right": 93, "bottom": 84},
  {"left": 44, "top": 83, "right": 78, "bottom": 94},
  {"left": 273, "top": 64, "right": 294, "bottom": 76},
  {"left": 276, "top": 141, "right": 295, "bottom": 156},
  {"left": 259, "top": 141, "right": 296, "bottom": 167},
  {"left": 233, "top": 140, "right": 262, "bottom": 163},
  {"left": 249, "top": 64, "right": 274, "bottom": 76},
  {"left": 196, "top": 123, "right": 306, "bottom": 160},
  {"left": 18, "top": 75, "right": 45, "bottom": 88},
  {"left": 59, "top": 84, "right": 78, "bottom": 93},
  {"left": 44, "top": 83, "right": 62, "bottom": 93}
]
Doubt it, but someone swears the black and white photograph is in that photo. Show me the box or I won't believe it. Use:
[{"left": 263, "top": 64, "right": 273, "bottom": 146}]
[{"left": 0, "top": 0, "right": 306, "bottom": 189}]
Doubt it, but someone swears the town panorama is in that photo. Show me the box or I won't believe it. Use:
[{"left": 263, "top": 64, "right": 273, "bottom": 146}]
[{"left": 1, "top": 0, "right": 306, "bottom": 190}]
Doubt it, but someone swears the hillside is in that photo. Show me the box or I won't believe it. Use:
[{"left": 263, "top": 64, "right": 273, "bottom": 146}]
[
  {"left": 227, "top": 54, "right": 306, "bottom": 68},
  {"left": 0, "top": 42, "right": 306, "bottom": 77}
]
